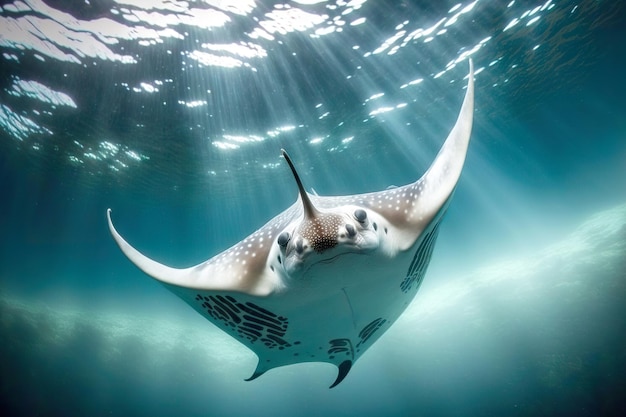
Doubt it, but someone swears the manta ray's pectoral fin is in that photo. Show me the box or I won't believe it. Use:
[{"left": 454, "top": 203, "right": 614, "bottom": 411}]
[
  {"left": 245, "top": 356, "right": 276, "bottom": 383},
  {"left": 329, "top": 360, "right": 353, "bottom": 389},
  {"left": 410, "top": 59, "right": 474, "bottom": 223},
  {"left": 357, "top": 60, "right": 475, "bottom": 250},
  {"left": 107, "top": 209, "right": 280, "bottom": 296}
]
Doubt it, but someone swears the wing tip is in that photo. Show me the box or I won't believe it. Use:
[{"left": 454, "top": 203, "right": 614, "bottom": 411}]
[
  {"left": 329, "top": 360, "right": 352, "bottom": 389},
  {"left": 244, "top": 370, "right": 266, "bottom": 382},
  {"left": 106, "top": 208, "right": 116, "bottom": 233}
]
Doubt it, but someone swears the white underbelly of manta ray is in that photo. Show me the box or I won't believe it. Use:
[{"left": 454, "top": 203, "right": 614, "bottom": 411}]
[{"left": 107, "top": 60, "right": 475, "bottom": 388}]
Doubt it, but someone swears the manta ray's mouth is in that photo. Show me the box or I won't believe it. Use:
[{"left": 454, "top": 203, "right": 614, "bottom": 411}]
[
  {"left": 317, "top": 246, "right": 376, "bottom": 264},
  {"left": 303, "top": 250, "right": 372, "bottom": 272},
  {"left": 295, "top": 254, "right": 341, "bottom": 273},
  {"left": 318, "top": 255, "right": 343, "bottom": 264}
]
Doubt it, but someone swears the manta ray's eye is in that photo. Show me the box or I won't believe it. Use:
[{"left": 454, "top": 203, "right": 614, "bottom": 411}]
[
  {"left": 354, "top": 209, "right": 367, "bottom": 223},
  {"left": 277, "top": 232, "right": 290, "bottom": 247},
  {"left": 345, "top": 223, "right": 356, "bottom": 238}
]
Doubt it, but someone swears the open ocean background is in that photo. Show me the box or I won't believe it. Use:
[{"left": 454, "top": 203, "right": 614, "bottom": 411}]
[{"left": 1, "top": 0, "right": 625, "bottom": 416}]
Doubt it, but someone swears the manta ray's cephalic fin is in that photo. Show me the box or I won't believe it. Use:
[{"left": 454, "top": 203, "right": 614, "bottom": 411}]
[{"left": 281, "top": 149, "right": 320, "bottom": 220}]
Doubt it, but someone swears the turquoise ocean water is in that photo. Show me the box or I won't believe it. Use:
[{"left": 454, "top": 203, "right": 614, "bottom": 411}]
[{"left": 1, "top": 1, "right": 625, "bottom": 415}]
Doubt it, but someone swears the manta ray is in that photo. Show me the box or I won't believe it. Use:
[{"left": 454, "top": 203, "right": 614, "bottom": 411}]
[{"left": 107, "top": 60, "right": 474, "bottom": 388}]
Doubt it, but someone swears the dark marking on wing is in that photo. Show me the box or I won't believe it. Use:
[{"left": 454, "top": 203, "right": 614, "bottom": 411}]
[
  {"left": 327, "top": 338, "right": 354, "bottom": 360},
  {"left": 356, "top": 318, "right": 387, "bottom": 352},
  {"left": 327, "top": 339, "right": 355, "bottom": 388},
  {"left": 195, "top": 294, "right": 291, "bottom": 349},
  {"left": 400, "top": 222, "right": 440, "bottom": 293}
]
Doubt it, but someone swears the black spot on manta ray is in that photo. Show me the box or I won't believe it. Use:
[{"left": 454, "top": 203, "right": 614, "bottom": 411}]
[
  {"left": 195, "top": 294, "right": 291, "bottom": 349},
  {"left": 400, "top": 222, "right": 440, "bottom": 293}
]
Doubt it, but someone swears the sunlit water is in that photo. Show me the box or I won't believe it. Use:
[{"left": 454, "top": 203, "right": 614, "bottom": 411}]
[{"left": 1, "top": 1, "right": 625, "bottom": 416}]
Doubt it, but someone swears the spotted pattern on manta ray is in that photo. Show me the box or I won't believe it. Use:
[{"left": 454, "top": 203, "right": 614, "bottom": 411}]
[
  {"left": 198, "top": 177, "right": 430, "bottom": 281},
  {"left": 299, "top": 213, "right": 344, "bottom": 253},
  {"left": 305, "top": 178, "right": 433, "bottom": 231},
  {"left": 400, "top": 222, "right": 440, "bottom": 293},
  {"left": 195, "top": 294, "right": 293, "bottom": 349},
  {"left": 199, "top": 204, "right": 301, "bottom": 280}
]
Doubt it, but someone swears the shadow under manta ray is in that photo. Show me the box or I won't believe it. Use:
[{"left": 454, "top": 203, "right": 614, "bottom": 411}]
[{"left": 107, "top": 60, "right": 475, "bottom": 388}]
